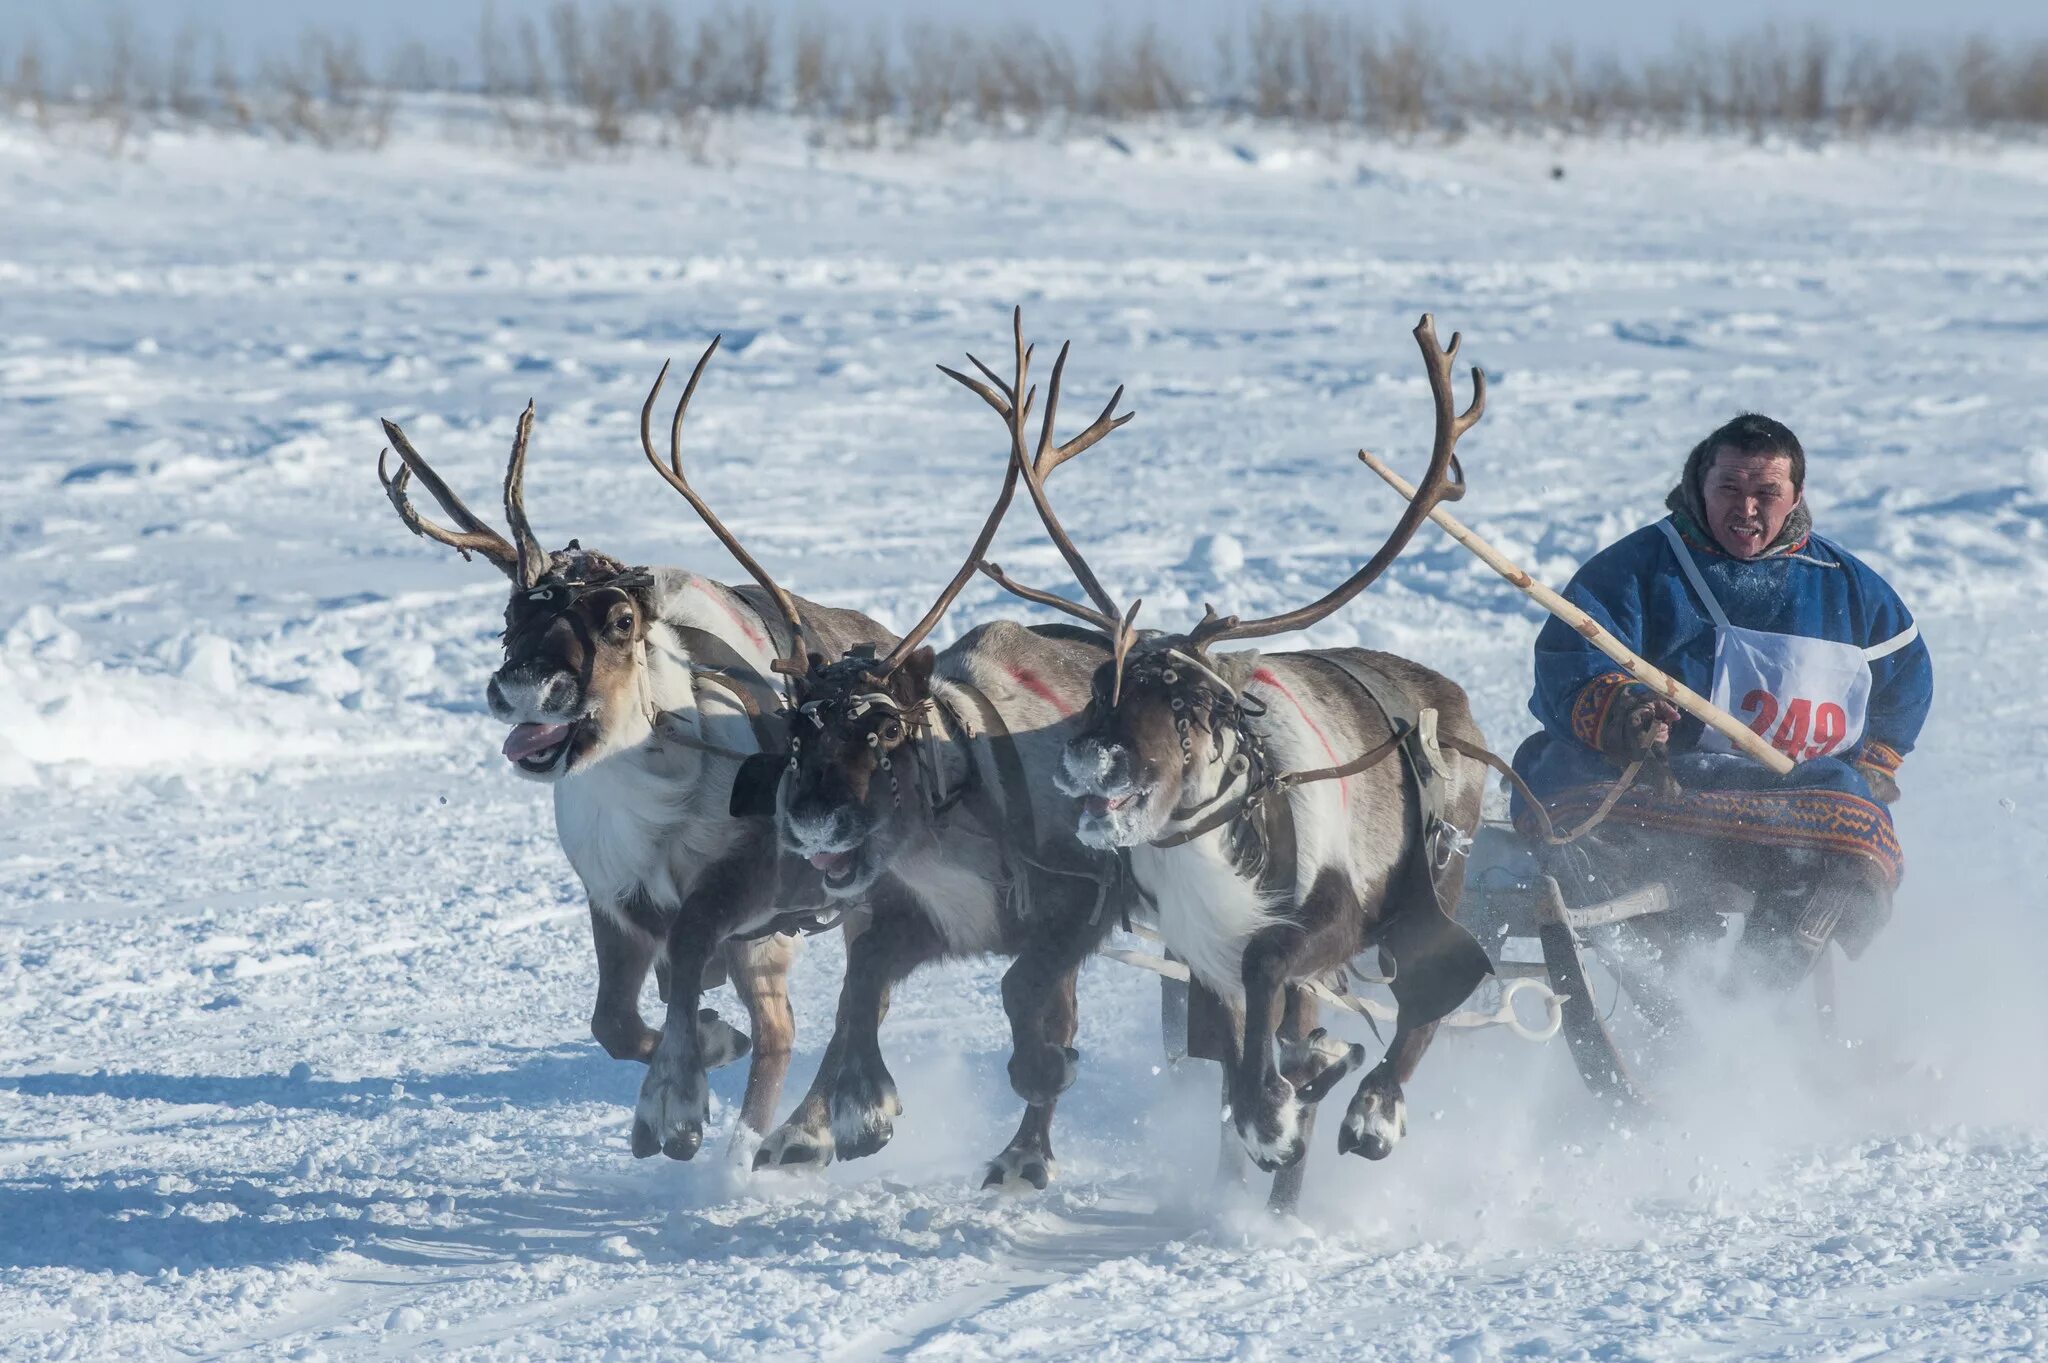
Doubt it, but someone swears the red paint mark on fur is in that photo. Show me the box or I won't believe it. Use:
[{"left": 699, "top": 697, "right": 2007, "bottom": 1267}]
[
  {"left": 689, "top": 579, "right": 768, "bottom": 652},
  {"left": 1249, "top": 666, "right": 1349, "bottom": 807},
  {"left": 1005, "top": 665, "right": 1072, "bottom": 717}
]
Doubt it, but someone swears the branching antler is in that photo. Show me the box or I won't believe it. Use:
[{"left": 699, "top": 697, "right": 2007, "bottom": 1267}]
[
  {"left": 883, "top": 307, "right": 1133, "bottom": 673},
  {"left": 1185, "top": 312, "right": 1481, "bottom": 650},
  {"left": 944, "top": 314, "right": 1131, "bottom": 628},
  {"left": 377, "top": 413, "right": 533, "bottom": 583},
  {"left": 501, "top": 403, "right": 547, "bottom": 589},
  {"left": 639, "top": 337, "right": 807, "bottom": 669}
]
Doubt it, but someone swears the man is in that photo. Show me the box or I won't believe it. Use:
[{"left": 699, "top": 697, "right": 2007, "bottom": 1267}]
[{"left": 1512, "top": 414, "right": 1933, "bottom": 986}]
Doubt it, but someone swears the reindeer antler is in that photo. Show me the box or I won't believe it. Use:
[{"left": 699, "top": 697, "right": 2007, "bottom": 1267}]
[
  {"left": 377, "top": 412, "right": 536, "bottom": 584},
  {"left": 639, "top": 338, "right": 807, "bottom": 669},
  {"left": 880, "top": 307, "right": 1133, "bottom": 674},
  {"left": 1185, "top": 313, "right": 1480, "bottom": 650}
]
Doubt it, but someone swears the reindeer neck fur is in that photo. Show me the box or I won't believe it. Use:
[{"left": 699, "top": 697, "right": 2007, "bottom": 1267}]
[
  {"left": 552, "top": 576, "right": 772, "bottom": 924},
  {"left": 1129, "top": 649, "right": 1355, "bottom": 996}
]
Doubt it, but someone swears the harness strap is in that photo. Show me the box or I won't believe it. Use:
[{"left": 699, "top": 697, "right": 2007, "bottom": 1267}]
[
  {"left": 1438, "top": 734, "right": 1644, "bottom": 847},
  {"left": 1153, "top": 761, "right": 1255, "bottom": 847},
  {"left": 946, "top": 672, "right": 1127, "bottom": 923},
  {"left": 645, "top": 623, "right": 788, "bottom": 763},
  {"left": 1312, "top": 654, "right": 1448, "bottom": 828},
  {"left": 1148, "top": 658, "right": 1418, "bottom": 851},
  {"left": 922, "top": 686, "right": 987, "bottom": 825},
  {"left": 1277, "top": 727, "right": 1406, "bottom": 790}
]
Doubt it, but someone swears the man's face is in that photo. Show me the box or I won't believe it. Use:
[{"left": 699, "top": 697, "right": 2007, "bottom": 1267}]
[{"left": 1702, "top": 452, "right": 1799, "bottom": 559}]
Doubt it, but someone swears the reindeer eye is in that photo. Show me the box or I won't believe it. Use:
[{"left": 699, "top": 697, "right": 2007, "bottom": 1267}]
[{"left": 880, "top": 719, "right": 904, "bottom": 744}]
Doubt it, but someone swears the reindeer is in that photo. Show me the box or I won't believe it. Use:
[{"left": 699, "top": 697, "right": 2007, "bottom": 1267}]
[
  {"left": 978, "top": 315, "right": 1497, "bottom": 1183},
  {"left": 659, "top": 312, "right": 1135, "bottom": 1190},
  {"left": 375, "top": 338, "right": 894, "bottom": 1163}
]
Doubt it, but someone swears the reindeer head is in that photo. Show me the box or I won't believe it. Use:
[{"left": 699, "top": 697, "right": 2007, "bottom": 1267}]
[
  {"left": 377, "top": 402, "right": 674, "bottom": 782},
  {"left": 668, "top": 310, "right": 1131, "bottom": 898},
  {"left": 776, "top": 645, "right": 940, "bottom": 896},
  {"left": 986, "top": 314, "right": 1485, "bottom": 850}
]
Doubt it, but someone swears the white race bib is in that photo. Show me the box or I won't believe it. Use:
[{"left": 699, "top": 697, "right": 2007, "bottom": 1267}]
[
  {"left": 1703, "top": 622, "right": 1870, "bottom": 760},
  {"left": 1656, "top": 521, "right": 1915, "bottom": 766}
]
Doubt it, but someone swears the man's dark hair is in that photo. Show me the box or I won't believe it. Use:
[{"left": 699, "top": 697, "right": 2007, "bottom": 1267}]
[{"left": 1690, "top": 413, "right": 1804, "bottom": 490}]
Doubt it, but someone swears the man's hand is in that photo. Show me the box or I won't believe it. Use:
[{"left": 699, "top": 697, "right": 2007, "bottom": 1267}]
[
  {"left": 1856, "top": 763, "right": 1901, "bottom": 804},
  {"left": 1600, "top": 692, "right": 1681, "bottom": 765}
]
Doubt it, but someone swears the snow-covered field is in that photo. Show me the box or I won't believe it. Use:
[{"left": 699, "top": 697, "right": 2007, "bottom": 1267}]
[{"left": 5, "top": 116, "right": 2048, "bottom": 1360}]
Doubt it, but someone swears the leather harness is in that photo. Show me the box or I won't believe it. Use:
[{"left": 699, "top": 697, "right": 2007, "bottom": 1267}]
[{"left": 1129, "top": 652, "right": 1495, "bottom": 1026}]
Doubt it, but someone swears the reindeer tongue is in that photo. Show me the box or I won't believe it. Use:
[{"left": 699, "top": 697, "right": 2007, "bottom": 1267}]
[
  {"left": 503, "top": 722, "right": 572, "bottom": 763},
  {"left": 809, "top": 851, "right": 854, "bottom": 877}
]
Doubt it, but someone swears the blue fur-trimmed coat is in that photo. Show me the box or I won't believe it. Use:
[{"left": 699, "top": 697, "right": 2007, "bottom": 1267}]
[{"left": 1510, "top": 515, "right": 1933, "bottom": 882}]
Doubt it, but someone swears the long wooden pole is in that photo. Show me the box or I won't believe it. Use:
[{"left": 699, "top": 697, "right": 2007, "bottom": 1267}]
[{"left": 1356, "top": 450, "right": 1795, "bottom": 775}]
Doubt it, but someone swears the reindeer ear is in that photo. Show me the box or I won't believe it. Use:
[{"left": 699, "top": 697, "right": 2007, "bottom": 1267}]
[
  {"left": 895, "top": 646, "right": 936, "bottom": 700},
  {"left": 728, "top": 753, "right": 786, "bottom": 818}
]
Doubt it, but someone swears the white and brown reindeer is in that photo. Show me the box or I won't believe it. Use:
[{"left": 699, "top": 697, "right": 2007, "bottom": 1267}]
[
  {"left": 979, "top": 315, "right": 1498, "bottom": 1182},
  {"left": 375, "top": 339, "right": 894, "bottom": 1164},
  {"left": 675, "top": 312, "right": 1141, "bottom": 1189}
]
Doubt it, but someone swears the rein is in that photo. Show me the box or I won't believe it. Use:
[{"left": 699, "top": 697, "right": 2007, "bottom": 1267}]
[
  {"left": 1149, "top": 708, "right": 1643, "bottom": 852},
  {"left": 1436, "top": 737, "right": 1646, "bottom": 847}
]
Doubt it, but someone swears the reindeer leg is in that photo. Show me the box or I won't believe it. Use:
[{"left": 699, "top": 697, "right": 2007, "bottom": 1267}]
[
  {"left": 1000, "top": 952, "right": 1084, "bottom": 1107},
  {"left": 755, "top": 912, "right": 882, "bottom": 1170},
  {"left": 631, "top": 855, "right": 757, "bottom": 1161},
  {"left": 631, "top": 917, "right": 723, "bottom": 1160},
  {"left": 1338, "top": 1018, "right": 1439, "bottom": 1161},
  {"left": 589, "top": 901, "right": 662, "bottom": 1062},
  {"left": 829, "top": 883, "right": 940, "bottom": 1161},
  {"left": 1231, "top": 926, "right": 1306, "bottom": 1173},
  {"left": 721, "top": 931, "right": 799, "bottom": 1165},
  {"left": 984, "top": 964, "right": 1079, "bottom": 1191},
  {"left": 1266, "top": 986, "right": 1322, "bottom": 1215}
]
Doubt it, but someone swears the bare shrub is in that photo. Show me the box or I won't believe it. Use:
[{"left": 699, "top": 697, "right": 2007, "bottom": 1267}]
[
  {"left": 683, "top": 4, "right": 774, "bottom": 111},
  {"left": 259, "top": 32, "right": 393, "bottom": 150},
  {"left": 972, "top": 26, "right": 1079, "bottom": 127},
  {"left": 1091, "top": 22, "right": 1189, "bottom": 118},
  {"left": 1361, "top": 12, "right": 1446, "bottom": 136},
  {"left": 792, "top": 16, "right": 841, "bottom": 116},
  {"left": 5, "top": 35, "right": 50, "bottom": 129},
  {"left": 903, "top": 22, "right": 971, "bottom": 134},
  {"left": 9, "top": 7, "right": 2048, "bottom": 159},
  {"left": 1246, "top": 6, "right": 1296, "bottom": 120},
  {"left": 2011, "top": 44, "right": 2048, "bottom": 124},
  {"left": 845, "top": 27, "right": 894, "bottom": 144}
]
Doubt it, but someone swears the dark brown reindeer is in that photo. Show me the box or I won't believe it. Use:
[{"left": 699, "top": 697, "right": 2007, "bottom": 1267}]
[
  {"left": 376, "top": 340, "right": 893, "bottom": 1164},
  {"left": 675, "top": 312, "right": 1136, "bottom": 1189},
  {"left": 980, "top": 314, "right": 1497, "bottom": 1180}
]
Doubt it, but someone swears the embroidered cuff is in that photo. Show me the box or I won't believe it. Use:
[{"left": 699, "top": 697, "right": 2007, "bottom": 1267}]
[
  {"left": 1569, "top": 672, "right": 1647, "bottom": 752},
  {"left": 1856, "top": 740, "right": 1904, "bottom": 778}
]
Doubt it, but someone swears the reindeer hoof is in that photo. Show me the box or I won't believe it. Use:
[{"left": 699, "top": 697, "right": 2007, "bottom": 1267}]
[
  {"left": 696, "top": 1009, "right": 752, "bottom": 1070},
  {"left": 1007, "top": 1043, "right": 1079, "bottom": 1106},
  {"left": 633, "top": 1052, "right": 709, "bottom": 1161},
  {"left": 1235, "top": 1082, "right": 1306, "bottom": 1172},
  {"left": 981, "top": 1146, "right": 1056, "bottom": 1192},
  {"left": 753, "top": 1122, "right": 833, "bottom": 1172},
  {"left": 1337, "top": 1081, "right": 1406, "bottom": 1161},
  {"left": 829, "top": 1054, "right": 902, "bottom": 1161},
  {"left": 1278, "top": 1028, "right": 1366, "bottom": 1105}
]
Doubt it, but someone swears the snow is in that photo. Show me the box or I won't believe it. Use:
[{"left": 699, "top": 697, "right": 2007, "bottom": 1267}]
[{"left": 4, "top": 116, "right": 2048, "bottom": 1360}]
